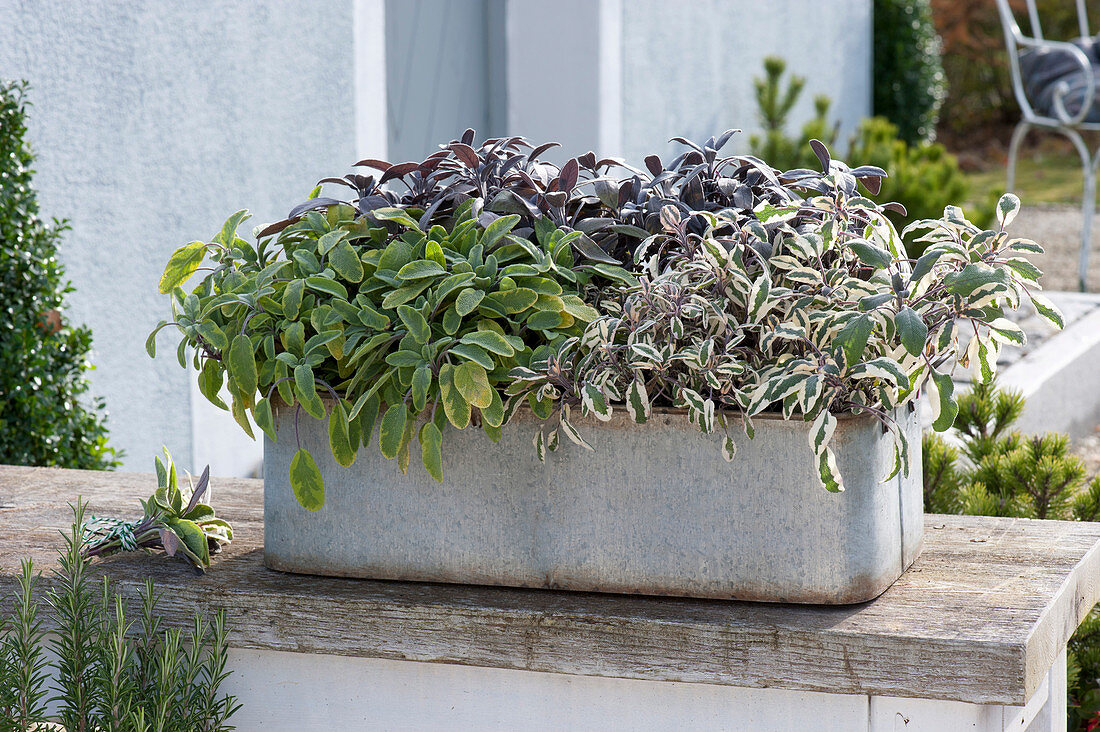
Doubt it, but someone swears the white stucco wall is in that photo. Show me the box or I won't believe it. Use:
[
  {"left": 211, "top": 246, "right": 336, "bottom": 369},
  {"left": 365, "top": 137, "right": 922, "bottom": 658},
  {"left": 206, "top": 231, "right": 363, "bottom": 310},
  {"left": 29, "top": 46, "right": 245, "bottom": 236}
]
[
  {"left": 618, "top": 0, "right": 872, "bottom": 164},
  {"left": 505, "top": 0, "right": 622, "bottom": 163},
  {"left": 1, "top": 0, "right": 868, "bottom": 477},
  {"left": 502, "top": 0, "right": 870, "bottom": 166},
  {"left": 0, "top": 1, "right": 359, "bottom": 474}
]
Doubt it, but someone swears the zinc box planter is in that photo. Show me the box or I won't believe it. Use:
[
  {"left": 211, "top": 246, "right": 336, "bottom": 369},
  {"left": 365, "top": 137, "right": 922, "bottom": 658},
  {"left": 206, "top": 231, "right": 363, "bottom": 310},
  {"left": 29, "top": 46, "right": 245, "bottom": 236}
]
[{"left": 264, "top": 404, "right": 923, "bottom": 604}]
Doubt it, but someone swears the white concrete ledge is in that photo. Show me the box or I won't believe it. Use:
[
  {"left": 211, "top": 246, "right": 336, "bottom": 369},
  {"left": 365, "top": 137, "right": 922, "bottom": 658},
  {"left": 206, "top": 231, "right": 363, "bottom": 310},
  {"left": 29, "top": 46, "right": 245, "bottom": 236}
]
[{"left": 999, "top": 295, "right": 1100, "bottom": 439}]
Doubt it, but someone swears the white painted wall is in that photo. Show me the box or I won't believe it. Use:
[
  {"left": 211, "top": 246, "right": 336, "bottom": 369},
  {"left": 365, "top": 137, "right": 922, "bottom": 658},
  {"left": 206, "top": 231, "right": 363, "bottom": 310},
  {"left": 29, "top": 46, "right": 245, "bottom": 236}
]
[
  {"left": 0, "top": 1, "right": 360, "bottom": 475},
  {"left": 221, "top": 646, "right": 1065, "bottom": 731},
  {"left": 385, "top": 0, "right": 499, "bottom": 162},
  {"left": 2, "top": 0, "right": 869, "bottom": 477},
  {"left": 618, "top": 0, "right": 873, "bottom": 163},
  {"left": 503, "top": 0, "right": 870, "bottom": 163},
  {"left": 504, "top": 0, "right": 624, "bottom": 162}
]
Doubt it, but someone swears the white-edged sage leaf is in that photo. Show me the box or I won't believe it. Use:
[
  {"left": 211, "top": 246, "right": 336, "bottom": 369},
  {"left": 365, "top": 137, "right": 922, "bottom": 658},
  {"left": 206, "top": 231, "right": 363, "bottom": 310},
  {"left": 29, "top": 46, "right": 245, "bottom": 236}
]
[
  {"left": 929, "top": 370, "right": 958, "bottom": 432},
  {"left": 1029, "top": 291, "right": 1065, "bottom": 329},
  {"left": 996, "top": 192, "right": 1021, "bottom": 228},
  {"left": 818, "top": 447, "right": 844, "bottom": 493},
  {"left": 581, "top": 383, "right": 612, "bottom": 421},
  {"left": 895, "top": 306, "right": 928, "bottom": 356},
  {"left": 625, "top": 377, "right": 650, "bottom": 423},
  {"left": 721, "top": 435, "right": 737, "bottom": 462},
  {"left": 559, "top": 412, "right": 594, "bottom": 451},
  {"left": 809, "top": 409, "right": 837, "bottom": 456}
]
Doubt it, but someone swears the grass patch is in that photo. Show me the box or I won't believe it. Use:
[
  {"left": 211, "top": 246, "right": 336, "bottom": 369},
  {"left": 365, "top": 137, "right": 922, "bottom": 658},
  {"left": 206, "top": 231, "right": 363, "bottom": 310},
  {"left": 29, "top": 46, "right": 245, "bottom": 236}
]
[{"left": 966, "top": 150, "right": 1090, "bottom": 208}]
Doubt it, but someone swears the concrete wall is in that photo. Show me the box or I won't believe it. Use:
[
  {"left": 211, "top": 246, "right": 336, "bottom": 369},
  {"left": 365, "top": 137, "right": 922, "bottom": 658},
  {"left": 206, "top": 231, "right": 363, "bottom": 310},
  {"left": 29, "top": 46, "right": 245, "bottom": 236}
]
[
  {"left": 0, "top": 1, "right": 360, "bottom": 474},
  {"left": 505, "top": 0, "right": 623, "bottom": 163},
  {"left": 1, "top": 0, "right": 869, "bottom": 477},
  {"left": 618, "top": 0, "right": 873, "bottom": 164},
  {"left": 385, "top": 0, "right": 506, "bottom": 162},
  {"left": 502, "top": 0, "right": 870, "bottom": 164}
]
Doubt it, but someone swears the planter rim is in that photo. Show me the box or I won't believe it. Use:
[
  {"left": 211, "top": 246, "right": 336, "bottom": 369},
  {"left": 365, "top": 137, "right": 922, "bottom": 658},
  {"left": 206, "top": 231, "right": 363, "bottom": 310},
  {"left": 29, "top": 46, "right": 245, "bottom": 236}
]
[{"left": 277, "top": 395, "right": 914, "bottom": 424}]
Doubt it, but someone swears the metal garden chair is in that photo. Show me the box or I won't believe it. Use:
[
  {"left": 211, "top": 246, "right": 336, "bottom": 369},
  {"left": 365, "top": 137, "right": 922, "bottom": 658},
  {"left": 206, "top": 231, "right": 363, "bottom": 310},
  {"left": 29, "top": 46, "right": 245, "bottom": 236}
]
[{"left": 996, "top": 0, "right": 1100, "bottom": 291}]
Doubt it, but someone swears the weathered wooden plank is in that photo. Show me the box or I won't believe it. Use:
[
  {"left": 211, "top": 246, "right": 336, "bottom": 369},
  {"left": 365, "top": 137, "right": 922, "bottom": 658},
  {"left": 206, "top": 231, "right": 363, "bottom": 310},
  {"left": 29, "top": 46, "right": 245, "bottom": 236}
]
[{"left": 1, "top": 465, "right": 1098, "bottom": 705}]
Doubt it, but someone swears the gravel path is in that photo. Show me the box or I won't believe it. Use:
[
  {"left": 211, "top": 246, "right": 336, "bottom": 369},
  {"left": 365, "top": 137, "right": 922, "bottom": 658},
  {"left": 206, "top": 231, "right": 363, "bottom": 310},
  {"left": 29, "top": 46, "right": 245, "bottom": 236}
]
[
  {"left": 1079, "top": 432, "right": 1100, "bottom": 475},
  {"left": 1008, "top": 203, "right": 1100, "bottom": 292}
]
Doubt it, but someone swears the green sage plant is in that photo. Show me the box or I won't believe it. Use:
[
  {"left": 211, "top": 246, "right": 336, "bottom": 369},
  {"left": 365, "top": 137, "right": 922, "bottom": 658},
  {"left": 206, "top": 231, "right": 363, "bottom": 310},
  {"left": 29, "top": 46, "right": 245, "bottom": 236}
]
[
  {"left": 0, "top": 503, "right": 240, "bottom": 731},
  {"left": 151, "top": 194, "right": 632, "bottom": 509},
  {"left": 82, "top": 449, "right": 233, "bottom": 571},
  {"left": 509, "top": 142, "right": 1062, "bottom": 492}
]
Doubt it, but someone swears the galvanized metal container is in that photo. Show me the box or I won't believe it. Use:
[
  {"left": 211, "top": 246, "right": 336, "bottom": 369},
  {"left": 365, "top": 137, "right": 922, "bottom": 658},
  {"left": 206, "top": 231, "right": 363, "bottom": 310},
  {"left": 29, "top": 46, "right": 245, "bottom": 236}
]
[{"left": 264, "top": 405, "right": 923, "bottom": 604}]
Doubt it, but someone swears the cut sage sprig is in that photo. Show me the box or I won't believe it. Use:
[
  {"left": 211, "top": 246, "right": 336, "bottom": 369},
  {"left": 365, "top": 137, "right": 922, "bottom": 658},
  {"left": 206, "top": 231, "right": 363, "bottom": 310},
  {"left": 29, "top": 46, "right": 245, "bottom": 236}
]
[{"left": 82, "top": 449, "right": 233, "bottom": 571}]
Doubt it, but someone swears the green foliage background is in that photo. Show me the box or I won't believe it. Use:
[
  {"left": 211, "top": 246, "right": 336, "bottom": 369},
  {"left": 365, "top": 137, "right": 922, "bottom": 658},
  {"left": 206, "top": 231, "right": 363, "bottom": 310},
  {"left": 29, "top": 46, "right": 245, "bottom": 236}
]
[
  {"left": 0, "top": 80, "right": 119, "bottom": 470},
  {"left": 749, "top": 57, "right": 989, "bottom": 253},
  {"left": 873, "top": 0, "right": 946, "bottom": 145}
]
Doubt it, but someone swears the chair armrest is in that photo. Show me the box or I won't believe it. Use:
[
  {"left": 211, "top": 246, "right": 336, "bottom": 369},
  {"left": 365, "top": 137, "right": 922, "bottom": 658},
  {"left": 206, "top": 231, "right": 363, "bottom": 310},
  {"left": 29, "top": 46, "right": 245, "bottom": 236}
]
[{"left": 1018, "top": 36, "right": 1097, "bottom": 124}]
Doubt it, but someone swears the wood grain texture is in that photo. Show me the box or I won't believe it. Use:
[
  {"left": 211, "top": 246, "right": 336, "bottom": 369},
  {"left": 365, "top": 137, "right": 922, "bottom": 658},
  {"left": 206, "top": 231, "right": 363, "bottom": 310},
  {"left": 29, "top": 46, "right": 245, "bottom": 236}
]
[{"left": 1, "top": 465, "right": 1098, "bottom": 706}]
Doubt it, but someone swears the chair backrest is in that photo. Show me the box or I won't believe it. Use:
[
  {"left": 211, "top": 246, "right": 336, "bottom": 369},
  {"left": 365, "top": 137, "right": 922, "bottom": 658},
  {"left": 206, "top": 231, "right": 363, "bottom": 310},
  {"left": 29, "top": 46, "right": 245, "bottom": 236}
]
[
  {"left": 995, "top": 0, "right": 1091, "bottom": 44},
  {"left": 994, "top": 0, "right": 1093, "bottom": 120}
]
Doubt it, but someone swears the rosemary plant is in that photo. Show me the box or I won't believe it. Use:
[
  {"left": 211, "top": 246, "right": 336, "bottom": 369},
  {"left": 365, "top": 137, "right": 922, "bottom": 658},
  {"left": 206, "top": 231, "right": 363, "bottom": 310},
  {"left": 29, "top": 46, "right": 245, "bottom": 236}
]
[{"left": 0, "top": 502, "right": 241, "bottom": 730}]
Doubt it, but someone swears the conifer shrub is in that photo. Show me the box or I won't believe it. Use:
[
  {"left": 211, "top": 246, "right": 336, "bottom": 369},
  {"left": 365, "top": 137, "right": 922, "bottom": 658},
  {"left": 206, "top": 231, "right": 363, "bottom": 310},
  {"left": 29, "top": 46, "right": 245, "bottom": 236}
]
[
  {"left": 922, "top": 380, "right": 1100, "bottom": 729},
  {"left": 873, "top": 0, "right": 946, "bottom": 144},
  {"left": 0, "top": 79, "right": 120, "bottom": 470}
]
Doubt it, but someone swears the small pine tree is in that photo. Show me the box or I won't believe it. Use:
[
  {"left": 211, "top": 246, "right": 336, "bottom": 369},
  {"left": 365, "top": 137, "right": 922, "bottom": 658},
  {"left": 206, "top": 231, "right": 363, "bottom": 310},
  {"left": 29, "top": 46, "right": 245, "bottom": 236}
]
[
  {"left": 922, "top": 380, "right": 1090, "bottom": 519},
  {"left": 0, "top": 79, "right": 119, "bottom": 469},
  {"left": 748, "top": 57, "right": 838, "bottom": 173}
]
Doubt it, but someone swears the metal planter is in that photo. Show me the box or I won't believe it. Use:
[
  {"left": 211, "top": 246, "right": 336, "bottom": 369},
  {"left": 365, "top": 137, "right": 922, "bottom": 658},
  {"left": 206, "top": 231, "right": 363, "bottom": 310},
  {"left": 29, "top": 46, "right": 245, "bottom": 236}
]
[{"left": 263, "top": 405, "right": 923, "bottom": 604}]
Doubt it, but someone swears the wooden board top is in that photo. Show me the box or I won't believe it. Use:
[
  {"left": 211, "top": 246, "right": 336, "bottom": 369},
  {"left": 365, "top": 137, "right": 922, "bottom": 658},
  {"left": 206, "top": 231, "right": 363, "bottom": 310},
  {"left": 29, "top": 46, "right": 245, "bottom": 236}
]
[{"left": 1, "top": 465, "right": 1098, "bottom": 705}]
